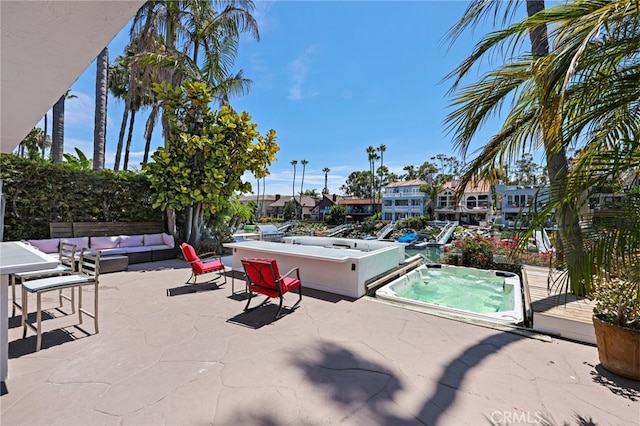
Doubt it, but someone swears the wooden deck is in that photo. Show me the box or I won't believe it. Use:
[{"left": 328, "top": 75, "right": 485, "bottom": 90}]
[{"left": 523, "top": 265, "right": 597, "bottom": 344}]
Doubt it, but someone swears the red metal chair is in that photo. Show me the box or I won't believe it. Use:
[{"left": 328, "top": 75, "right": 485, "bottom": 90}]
[
  {"left": 241, "top": 258, "right": 302, "bottom": 319},
  {"left": 180, "top": 243, "right": 227, "bottom": 285}
]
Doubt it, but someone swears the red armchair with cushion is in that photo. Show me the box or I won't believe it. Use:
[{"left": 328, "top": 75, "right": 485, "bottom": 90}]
[
  {"left": 180, "top": 243, "right": 227, "bottom": 285},
  {"left": 241, "top": 257, "right": 302, "bottom": 319}
]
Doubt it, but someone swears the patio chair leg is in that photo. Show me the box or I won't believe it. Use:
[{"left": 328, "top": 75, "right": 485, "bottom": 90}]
[
  {"left": 78, "top": 285, "right": 83, "bottom": 325},
  {"left": 36, "top": 293, "right": 42, "bottom": 352},
  {"left": 21, "top": 287, "right": 28, "bottom": 338},
  {"left": 59, "top": 288, "right": 75, "bottom": 314},
  {"left": 94, "top": 282, "right": 99, "bottom": 334},
  {"left": 244, "top": 293, "right": 270, "bottom": 312},
  {"left": 291, "top": 285, "right": 303, "bottom": 311},
  {"left": 275, "top": 296, "right": 284, "bottom": 319},
  {"left": 11, "top": 275, "right": 17, "bottom": 317}
]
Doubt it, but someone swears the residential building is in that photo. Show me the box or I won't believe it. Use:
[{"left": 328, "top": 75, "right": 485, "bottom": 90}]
[
  {"left": 268, "top": 196, "right": 317, "bottom": 219},
  {"left": 381, "top": 180, "right": 428, "bottom": 222},
  {"left": 494, "top": 184, "right": 553, "bottom": 228},
  {"left": 311, "top": 194, "right": 343, "bottom": 221},
  {"left": 337, "top": 198, "right": 381, "bottom": 222},
  {"left": 433, "top": 181, "right": 494, "bottom": 225},
  {"left": 238, "top": 194, "right": 280, "bottom": 218},
  {"left": 579, "top": 170, "right": 640, "bottom": 225}
]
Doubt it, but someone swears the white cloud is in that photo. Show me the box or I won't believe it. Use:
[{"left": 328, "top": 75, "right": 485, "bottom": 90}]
[
  {"left": 64, "top": 91, "right": 94, "bottom": 129},
  {"left": 287, "top": 46, "right": 318, "bottom": 101}
]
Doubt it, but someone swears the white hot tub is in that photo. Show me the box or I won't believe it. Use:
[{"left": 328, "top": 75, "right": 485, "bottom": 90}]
[
  {"left": 224, "top": 237, "right": 405, "bottom": 299},
  {"left": 376, "top": 264, "right": 524, "bottom": 325}
]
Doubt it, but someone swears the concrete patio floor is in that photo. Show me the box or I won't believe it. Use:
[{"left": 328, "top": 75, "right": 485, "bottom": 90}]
[{"left": 2, "top": 259, "right": 638, "bottom": 425}]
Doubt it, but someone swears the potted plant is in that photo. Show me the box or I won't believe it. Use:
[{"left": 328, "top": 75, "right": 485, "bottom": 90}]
[{"left": 590, "top": 274, "right": 640, "bottom": 380}]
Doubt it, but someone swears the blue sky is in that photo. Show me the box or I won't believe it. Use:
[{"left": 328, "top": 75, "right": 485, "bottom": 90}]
[{"left": 38, "top": 1, "right": 509, "bottom": 196}]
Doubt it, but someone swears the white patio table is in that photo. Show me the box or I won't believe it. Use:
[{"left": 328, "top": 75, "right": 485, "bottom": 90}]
[{"left": 0, "top": 241, "right": 58, "bottom": 381}]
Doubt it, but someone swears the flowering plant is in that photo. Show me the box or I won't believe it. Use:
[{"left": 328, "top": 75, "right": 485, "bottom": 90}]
[{"left": 460, "top": 235, "right": 494, "bottom": 269}]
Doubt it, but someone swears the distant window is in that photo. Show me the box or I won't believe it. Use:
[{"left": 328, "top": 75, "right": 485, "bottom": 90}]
[{"left": 466, "top": 196, "right": 477, "bottom": 209}]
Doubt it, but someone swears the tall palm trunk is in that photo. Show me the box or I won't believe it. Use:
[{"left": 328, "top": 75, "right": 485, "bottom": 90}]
[
  {"left": 261, "top": 177, "right": 266, "bottom": 218},
  {"left": 143, "top": 104, "right": 159, "bottom": 164},
  {"left": 114, "top": 104, "right": 129, "bottom": 171},
  {"left": 291, "top": 160, "right": 297, "bottom": 217},
  {"left": 42, "top": 114, "right": 48, "bottom": 158},
  {"left": 93, "top": 47, "right": 108, "bottom": 170},
  {"left": 51, "top": 95, "right": 65, "bottom": 163},
  {"left": 299, "top": 160, "right": 308, "bottom": 220},
  {"left": 123, "top": 109, "right": 136, "bottom": 171},
  {"left": 256, "top": 177, "right": 260, "bottom": 220},
  {"left": 525, "top": 0, "right": 582, "bottom": 269}
]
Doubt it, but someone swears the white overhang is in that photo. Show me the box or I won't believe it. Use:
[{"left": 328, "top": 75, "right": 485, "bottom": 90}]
[{"left": 1, "top": 0, "right": 145, "bottom": 153}]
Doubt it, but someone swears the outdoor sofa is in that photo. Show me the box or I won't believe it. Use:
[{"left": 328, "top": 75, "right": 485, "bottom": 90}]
[{"left": 27, "top": 233, "right": 178, "bottom": 265}]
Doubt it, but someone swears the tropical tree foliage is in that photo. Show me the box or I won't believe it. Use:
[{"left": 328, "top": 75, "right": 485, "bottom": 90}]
[
  {"left": 325, "top": 204, "right": 346, "bottom": 225},
  {"left": 144, "top": 81, "right": 278, "bottom": 244},
  {"left": 130, "top": 0, "right": 260, "bottom": 164},
  {"left": 63, "top": 148, "right": 93, "bottom": 171},
  {"left": 340, "top": 170, "right": 372, "bottom": 198},
  {"left": 16, "top": 128, "right": 50, "bottom": 160},
  {"left": 446, "top": 0, "right": 640, "bottom": 297}
]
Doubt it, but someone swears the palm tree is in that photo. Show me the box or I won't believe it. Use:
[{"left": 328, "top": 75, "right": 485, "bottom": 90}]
[
  {"left": 255, "top": 174, "right": 260, "bottom": 220},
  {"left": 290, "top": 159, "right": 297, "bottom": 215},
  {"left": 446, "top": 0, "right": 639, "bottom": 295},
  {"left": 41, "top": 113, "right": 48, "bottom": 158},
  {"left": 446, "top": 0, "right": 580, "bottom": 269},
  {"left": 322, "top": 167, "right": 330, "bottom": 194},
  {"left": 377, "top": 144, "right": 386, "bottom": 200},
  {"left": 108, "top": 54, "right": 130, "bottom": 171},
  {"left": 261, "top": 176, "right": 266, "bottom": 218},
  {"left": 93, "top": 46, "right": 108, "bottom": 170},
  {"left": 131, "top": 0, "right": 260, "bottom": 150},
  {"left": 16, "top": 127, "right": 48, "bottom": 159},
  {"left": 51, "top": 94, "right": 66, "bottom": 163},
  {"left": 366, "top": 146, "right": 379, "bottom": 212},
  {"left": 50, "top": 90, "right": 77, "bottom": 164},
  {"left": 299, "top": 159, "right": 308, "bottom": 220}
]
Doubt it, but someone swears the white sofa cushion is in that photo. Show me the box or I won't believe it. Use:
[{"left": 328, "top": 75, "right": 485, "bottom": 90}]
[
  {"left": 61, "top": 237, "right": 90, "bottom": 251},
  {"left": 119, "top": 235, "right": 144, "bottom": 248},
  {"left": 144, "top": 233, "right": 164, "bottom": 246},
  {"left": 162, "top": 233, "right": 175, "bottom": 248},
  {"left": 91, "top": 236, "right": 120, "bottom": 249},
  {"left": 28, "top": 238, "right": 60, "bottom": 254}
]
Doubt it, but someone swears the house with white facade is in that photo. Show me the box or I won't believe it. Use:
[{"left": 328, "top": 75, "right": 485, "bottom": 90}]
[
  {"left": 381, "top": 180, "right": 428, "bottom": 222},
  {"left": 494, "top": 184, "right": 553, "bottom": 228}
]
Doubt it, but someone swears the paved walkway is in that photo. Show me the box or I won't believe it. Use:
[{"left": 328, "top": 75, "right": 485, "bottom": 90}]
[{"left": 2, "top": 260, "right": 638, "bottom": 425}]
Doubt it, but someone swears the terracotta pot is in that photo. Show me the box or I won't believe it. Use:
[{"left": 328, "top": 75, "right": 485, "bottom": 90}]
[{"left": 592, "top": 315, "right": 640, "bottom": 380}]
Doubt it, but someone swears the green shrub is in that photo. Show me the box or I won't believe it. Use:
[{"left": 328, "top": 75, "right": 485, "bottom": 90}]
[{"left": 1, "top": 155, "right": 162, "bottom": 240}]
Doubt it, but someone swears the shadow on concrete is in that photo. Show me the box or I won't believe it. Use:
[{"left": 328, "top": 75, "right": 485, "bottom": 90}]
[
  {"left": 166, "top": 281, "right": 225, "bottom": 297},
  {"left": 284, "top": 332, "right": 606, "bottom": 425},
  {"left": 9, "top": 326, "right": 90, "bottom": 358},
  {"left": 590, "top": 364, "right": 639, "bottom": 401},
  {"left": 226, "top": 303, "right": 292, "bottom": 329}
]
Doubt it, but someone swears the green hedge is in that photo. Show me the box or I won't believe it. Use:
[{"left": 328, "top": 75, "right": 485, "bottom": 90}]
[{"left": 1, "top": 155, "right": 163, "bottom": 240}]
